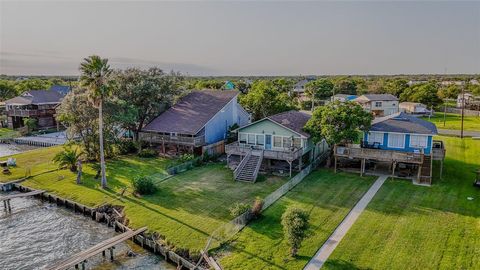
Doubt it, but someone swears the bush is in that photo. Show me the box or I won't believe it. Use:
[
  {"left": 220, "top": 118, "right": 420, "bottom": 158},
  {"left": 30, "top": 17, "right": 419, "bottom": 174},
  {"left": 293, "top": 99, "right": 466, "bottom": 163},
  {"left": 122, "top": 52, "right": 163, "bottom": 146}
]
[
  {"left": 138, "top": 148, "right": 157, "bottom": 158},
  {"left": 117, "top": 139, "right": 138, "bottom": 155},
  {"left": 178, "top": 153, "right": 195, "bottom": 163},
  {"left": 251, "top": 197, "right": 264, "bottom": 219},
  {"left": 229, "top": 202, "right": 251, "bottom": 217},
  {"left": 281, "top": 207, "right": 309, "bottom": 257},
  {"left": 131, "top": 176, "right": 157, "bottom": 195}
]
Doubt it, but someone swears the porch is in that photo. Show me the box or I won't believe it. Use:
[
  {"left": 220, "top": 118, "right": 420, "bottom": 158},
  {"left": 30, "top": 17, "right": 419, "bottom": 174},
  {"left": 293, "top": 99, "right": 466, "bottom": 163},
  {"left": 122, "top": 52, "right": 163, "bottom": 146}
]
[
  {"left": 139, "top": 132, "right": 206, "bottom": 147},
  {"left": 225, "top": 141, "right": 304, "bottom": 162}
]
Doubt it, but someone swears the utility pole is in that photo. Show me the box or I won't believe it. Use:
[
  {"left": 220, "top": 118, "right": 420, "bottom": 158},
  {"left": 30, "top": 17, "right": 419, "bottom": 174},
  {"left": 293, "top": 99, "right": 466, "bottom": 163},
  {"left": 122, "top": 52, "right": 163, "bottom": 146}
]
[{"left": 460, "top": 84, "right": 465, "bottom": 139}]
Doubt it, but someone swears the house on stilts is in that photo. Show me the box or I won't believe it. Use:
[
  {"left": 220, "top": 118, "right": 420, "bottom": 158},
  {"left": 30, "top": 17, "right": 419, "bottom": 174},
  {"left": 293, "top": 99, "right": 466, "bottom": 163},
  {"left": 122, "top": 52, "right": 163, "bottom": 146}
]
[
  {"left": 139, "top": 90, "right": 250, "bottom": 156},
  {"left": 225, "top": 110, "right": 328, "bottom": 182},
  {"left": 334, "top": 112, "right": 445, "bottom": 185}
]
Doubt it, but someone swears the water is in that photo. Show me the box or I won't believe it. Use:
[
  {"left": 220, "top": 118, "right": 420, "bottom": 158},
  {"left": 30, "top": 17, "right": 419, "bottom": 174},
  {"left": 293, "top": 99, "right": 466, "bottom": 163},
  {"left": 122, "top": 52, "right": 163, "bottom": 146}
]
[
  {"left": 0, "top": 143, "right": 39, "bottom": 158},
  {"left": 0, "top": 192, "right": 174, "bottom": 270}
]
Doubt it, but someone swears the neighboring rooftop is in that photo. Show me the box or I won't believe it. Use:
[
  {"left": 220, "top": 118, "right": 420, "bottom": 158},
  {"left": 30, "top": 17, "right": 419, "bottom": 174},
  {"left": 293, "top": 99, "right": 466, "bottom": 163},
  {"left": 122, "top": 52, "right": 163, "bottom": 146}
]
[
  {"left": 355, "top": 94, "right": 399, "bottom": 102},
  {"left": 4, "top": 90, "right": 64, "bottom": 105},
  {"left": 267, "top": 110, "right": 311, "bottom": 137},
  {"left": 49, "top": 85, "right": 71, "bottom": 96},
  {"left": 143, "top": 90, "right": 239, "bottom": 135},
  {"left": 371, "top": 112, "right": 437, "bottom": 135}
]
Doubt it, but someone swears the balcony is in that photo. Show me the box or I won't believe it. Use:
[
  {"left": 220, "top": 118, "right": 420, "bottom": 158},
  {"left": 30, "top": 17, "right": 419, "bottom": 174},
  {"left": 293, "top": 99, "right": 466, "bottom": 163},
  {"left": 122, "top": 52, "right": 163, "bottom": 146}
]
[
  {"left": 7, "top": 109, "right": 56, "bottom": 117},
  {"left": 334, "top": 144, "right": 424, "bottom": 164},
  {"left": 139, "top": 132, "right": 205, "bottom": 147},
  {"left": 225, "top": 141, "right": 304, "bottom": 161}
]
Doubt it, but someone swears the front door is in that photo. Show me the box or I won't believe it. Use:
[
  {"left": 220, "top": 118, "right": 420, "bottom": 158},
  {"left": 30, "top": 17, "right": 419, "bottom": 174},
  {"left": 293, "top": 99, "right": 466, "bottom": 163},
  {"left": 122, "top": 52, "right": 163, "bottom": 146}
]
[{"left": 265, "top": 135, "right": 272, "bottom": 150}]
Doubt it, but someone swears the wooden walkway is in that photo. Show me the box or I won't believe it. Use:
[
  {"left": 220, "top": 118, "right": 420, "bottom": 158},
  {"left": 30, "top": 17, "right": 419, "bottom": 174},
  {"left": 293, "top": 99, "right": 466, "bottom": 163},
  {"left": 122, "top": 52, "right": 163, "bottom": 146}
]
[
  {"left": 46, "top": 227, "right": 148, "bottom": 270},
  {"left": 0, "top": 190, "right": 45, "bottom": 201}
]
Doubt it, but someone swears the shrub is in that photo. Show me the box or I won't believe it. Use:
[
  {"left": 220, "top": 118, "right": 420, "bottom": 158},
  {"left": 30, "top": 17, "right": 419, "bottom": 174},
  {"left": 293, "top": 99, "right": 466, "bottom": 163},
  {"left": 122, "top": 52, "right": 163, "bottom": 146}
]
[
  {"left": 178, "top": 153, "right": 195, "bottom": 163},
  {"left": 281, "top": 207, "right": 309, "bottom": 257},
  {"left": 229, "top": 202, "right": 251, "bottom": 217},
  {"left": 52, "top": 147, "right": 82, "bottom": 172},
  {"left": 251, "top": 197, "right": 264, "bottom": 219},
  {"left": 138, "top": 148, "right": 157, "bottom": 158},
  {"left": 131, "top": 176, "right": 157, "bottom": 195},
  {"left": 117, "top": 139, "right": 138, "bottom": 155}
]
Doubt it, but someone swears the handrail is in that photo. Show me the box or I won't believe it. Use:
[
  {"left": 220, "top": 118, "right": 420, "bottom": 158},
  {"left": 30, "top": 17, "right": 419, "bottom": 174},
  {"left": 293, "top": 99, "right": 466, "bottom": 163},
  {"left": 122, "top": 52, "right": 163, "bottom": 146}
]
[
  {"left": 234, "top": 150, "right": 251, "bottom": 179},
  {"left": 334, "top": 144, "right": 424, "bottom": 163},
  {"left": 252, "top": 150, "right": 264, "bottom": 183}
]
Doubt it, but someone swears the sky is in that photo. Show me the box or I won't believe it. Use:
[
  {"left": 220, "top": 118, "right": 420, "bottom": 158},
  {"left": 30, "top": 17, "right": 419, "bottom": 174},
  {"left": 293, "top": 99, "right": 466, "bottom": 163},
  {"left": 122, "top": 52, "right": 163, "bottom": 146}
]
[{"left": 0, "top": 1, "right": 479, "bottom": 76}]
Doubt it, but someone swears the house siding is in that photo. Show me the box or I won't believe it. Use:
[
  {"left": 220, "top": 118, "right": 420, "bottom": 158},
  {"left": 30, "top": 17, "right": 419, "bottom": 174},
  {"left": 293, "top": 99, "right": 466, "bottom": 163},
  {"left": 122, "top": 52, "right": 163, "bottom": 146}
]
[
  {"left": 364, "top": 132, "right": 433, "bottom": 154},
  {"left": 204, "top": 96, "right": 250, "bottom": 144}
]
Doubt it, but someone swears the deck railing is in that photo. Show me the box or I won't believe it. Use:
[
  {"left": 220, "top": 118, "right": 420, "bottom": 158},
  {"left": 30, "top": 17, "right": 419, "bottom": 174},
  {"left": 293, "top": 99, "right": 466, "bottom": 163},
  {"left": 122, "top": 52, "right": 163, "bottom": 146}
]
[
  {"left": 225, "top": 142, "right": 304, "bottom": 161},
  {"left": 334, "top": 144, "right": 424, "bottom": 164},
  {"left": 7, "top": 109, "right": 56, "bottom": 117},
  {"left": 139, "top": 132, "right": 206, "bottom": 147}
]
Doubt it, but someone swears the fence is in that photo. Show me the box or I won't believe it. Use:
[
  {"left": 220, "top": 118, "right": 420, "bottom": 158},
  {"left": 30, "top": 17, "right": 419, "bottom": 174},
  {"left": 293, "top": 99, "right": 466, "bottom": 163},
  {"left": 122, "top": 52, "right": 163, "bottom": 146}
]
[
  {"left": 198, "top": 145, "right": 330, "bottom": 267},
  {"left": 443, "top": 107, "right": 480, "bottom": 117},
  {"left": 203, "top": 140, "right": 225, "bottom": 156},
  {"left": 166, "top": 156, "right": 202, "bottom": 175}
]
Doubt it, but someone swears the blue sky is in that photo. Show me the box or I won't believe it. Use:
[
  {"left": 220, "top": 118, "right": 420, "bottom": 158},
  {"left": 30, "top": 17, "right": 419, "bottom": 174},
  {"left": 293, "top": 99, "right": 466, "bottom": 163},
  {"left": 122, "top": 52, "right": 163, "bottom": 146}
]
[{"left": 0, "top": 1, "right": 479, "bottom": 76}]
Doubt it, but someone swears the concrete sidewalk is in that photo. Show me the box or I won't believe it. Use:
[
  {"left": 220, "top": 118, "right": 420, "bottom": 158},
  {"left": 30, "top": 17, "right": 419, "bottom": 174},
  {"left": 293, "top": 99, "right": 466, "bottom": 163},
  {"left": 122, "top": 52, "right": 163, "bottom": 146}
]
[
  {"left": 438, "top": 129, "right": 480, "bottom": 137},
  {"left": 304, "top": 175, "right": 388, "bottom": 270}
]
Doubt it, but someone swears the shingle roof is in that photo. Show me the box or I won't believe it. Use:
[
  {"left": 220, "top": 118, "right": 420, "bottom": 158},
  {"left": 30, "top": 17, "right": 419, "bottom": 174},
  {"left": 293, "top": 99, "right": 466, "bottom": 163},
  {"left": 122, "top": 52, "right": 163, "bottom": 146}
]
[
  {"left": 267, "top": 110, "right": 311, "bottom": 137},
  {"left": 5, "top": 90, "right": 64, "bottom": 105},
  {"left": 371, "top": 112, "right": 437, "bottom": 135},
  {"left": 356, "top": 94, "right": 399, "bottom": 101},
  {"left": 49, "top": 85, "right": 71, "bottom": 95},
  {"left": 143, "top": 90, "right": 239, "bottom": 135}
]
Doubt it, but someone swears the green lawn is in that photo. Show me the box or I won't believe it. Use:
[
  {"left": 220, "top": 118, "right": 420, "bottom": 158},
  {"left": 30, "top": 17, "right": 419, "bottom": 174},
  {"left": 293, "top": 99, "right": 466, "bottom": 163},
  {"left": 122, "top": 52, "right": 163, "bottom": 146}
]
[
  {"left": 0, "top": 127, "right": 20, "bottom": 138},
  {"left": 423, "top": 112, "right": 480, "bottom": 131},
  {"left": 0, "top": 146, "right": 64, "bottom": 182},
  {"left": 218, "top": 170, "right": 375, "bottom": 270},
  {"left": 3, "top": 147, "right": 288, "bottom": 251},
  {"left": 324, "top": 136, "right": 480, "bottom": 270}
]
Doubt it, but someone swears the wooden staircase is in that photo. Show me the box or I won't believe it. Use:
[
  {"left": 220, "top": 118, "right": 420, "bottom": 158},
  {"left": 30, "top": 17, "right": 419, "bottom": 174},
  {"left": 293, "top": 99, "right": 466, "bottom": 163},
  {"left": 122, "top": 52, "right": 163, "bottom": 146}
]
[
  {"left": 417, "top": 155, "right": 433, "bottom": 185},
  {"left": 234, "top": 151, "right": 263, "bottom": 183}
]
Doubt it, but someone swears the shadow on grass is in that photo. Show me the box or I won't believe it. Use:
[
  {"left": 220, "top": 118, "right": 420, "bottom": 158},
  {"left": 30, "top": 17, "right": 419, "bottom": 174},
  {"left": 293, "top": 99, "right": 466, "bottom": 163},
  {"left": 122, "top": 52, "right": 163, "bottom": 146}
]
[{"left": 323, "top": 259, "right": 372, "bottom": 270}]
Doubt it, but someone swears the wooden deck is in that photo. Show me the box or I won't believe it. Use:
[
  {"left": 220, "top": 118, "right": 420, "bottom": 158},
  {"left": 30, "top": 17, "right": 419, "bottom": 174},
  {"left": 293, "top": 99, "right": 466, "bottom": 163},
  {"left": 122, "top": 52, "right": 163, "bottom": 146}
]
[
  {"left": 334, "top": 145, "right": 424, "bottom": 164},
  {"left": 226, "top": 142, "right": 304, "bottom": 162},
  {"left": 46, "top": 227, "right": 148, "bottom": 270},
  {"left": 0, "top": 189, "right": 45, "bottom": 201}
]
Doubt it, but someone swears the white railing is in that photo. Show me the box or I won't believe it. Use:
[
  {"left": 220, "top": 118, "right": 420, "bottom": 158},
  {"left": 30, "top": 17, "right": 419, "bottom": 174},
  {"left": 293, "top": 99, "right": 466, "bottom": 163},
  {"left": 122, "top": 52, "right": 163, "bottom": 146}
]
[
  {"left": 226, "top": 142, "right": 303, "bottom": 161},
  {"left": 234, "top": 150, "right": 251, "bottom": 180},
  {"left": 139, "top": 132, "right": 206, "bottom": 147}
]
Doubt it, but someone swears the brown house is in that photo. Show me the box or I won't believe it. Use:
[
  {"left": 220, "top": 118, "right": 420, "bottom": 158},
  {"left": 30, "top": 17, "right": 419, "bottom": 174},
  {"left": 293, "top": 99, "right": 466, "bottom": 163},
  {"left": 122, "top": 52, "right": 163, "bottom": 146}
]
[{"left": 4, "top": 90, "right": 64, "bottom": 129}]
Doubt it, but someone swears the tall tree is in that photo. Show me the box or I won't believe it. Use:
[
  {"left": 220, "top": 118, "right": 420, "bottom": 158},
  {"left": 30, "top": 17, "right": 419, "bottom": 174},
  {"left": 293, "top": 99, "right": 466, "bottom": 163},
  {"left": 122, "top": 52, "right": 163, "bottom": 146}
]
[
  {"left": 304, "top": 79, "right": 334, "bottom": 109},
  {"left": 239, "top": 80, "right": 294, "bottom": 120},
  {"left": 333, "top": 78, "right": 357, "bottom": 95},
  {"left": 0, "top": 80, "right": 18, "bottom": 101},
  {"left": 384, "top": 78, "right": 409, "bottom": 97},
  {"left": 112, "top": 68, "right": 184, "bottom": 141},
  {"left": 400, "top": 83, "right": 441, "bottom": 108},
  {"left": 79, "top": 55, "right": 112, "bottom": 189},
  {"left": 438, "top": 85, "right": 461, "bottom": 99},
  {"left": 304, "top": 101, "right": 373, "bottom": 146}
]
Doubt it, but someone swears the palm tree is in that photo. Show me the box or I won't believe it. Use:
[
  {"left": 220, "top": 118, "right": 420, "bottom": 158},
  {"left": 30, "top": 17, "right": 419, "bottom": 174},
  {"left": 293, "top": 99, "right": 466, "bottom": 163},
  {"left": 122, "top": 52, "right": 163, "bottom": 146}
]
[
  {"left": 79, "top": 55, "right": 112, "bottom": 189},
  {"left": 53, "top": 147, "right": 82, "bottom": 172}
]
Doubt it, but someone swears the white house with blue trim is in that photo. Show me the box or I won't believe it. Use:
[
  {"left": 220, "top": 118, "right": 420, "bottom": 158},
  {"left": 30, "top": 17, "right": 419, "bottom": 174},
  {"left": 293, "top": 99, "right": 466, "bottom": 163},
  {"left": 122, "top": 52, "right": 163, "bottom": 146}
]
[{"left": 335, "top": 112, "right": 445, "bottom": 185}]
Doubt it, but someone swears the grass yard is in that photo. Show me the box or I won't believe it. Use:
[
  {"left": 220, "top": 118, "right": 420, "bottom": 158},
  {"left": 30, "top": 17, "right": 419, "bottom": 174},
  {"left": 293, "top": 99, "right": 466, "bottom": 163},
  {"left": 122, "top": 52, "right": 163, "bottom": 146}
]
[
  {"left": 0, "top": 127, "right": 20, "bottom": 138},
  {"left": 218, "top": 170, "right": 375, "bottom": 270},
  {"left": 423, "top": 112, "right": 480, "bottom": 131},
  {"left": 324, "top": 136, "right": 480, "bottom": 270},
  {"left": 0, "top": 146, "right": 64, "bottom": 182},
  {"left": 2, "top": 147, "right": 288, "bottom": 251}
]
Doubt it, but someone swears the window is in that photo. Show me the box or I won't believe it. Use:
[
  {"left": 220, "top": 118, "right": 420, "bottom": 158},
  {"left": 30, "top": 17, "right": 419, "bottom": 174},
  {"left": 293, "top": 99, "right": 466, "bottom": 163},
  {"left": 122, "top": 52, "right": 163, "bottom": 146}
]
[
  {"left": 256, "top": 135, "right": 264, "bottom": 146},
  {"left": 410, "top": 135, "right": 428, "bottom": 148},
  {"left": 293, "top": 138, "right": 302, "bottom": 148},
  {"left": 388, "top": 133, "right": 405, "bottom": 148},
  {"left": 239, "top": 133, "right": 247, "bottom": 144},
  {"left": 247, "top": 134, "right": 256, "bottom": 145},
  {"left": 273, "top": 136, "right": 282, "bottom": 148},
  {"left": 367, "top": 132, "right": 384, "bottom": 144},
  {"left": 283, "top": 137, "right": 292, "bottom": 148},
  {"left": 375, "top": 101, "right": 382, "bottom": 107}
]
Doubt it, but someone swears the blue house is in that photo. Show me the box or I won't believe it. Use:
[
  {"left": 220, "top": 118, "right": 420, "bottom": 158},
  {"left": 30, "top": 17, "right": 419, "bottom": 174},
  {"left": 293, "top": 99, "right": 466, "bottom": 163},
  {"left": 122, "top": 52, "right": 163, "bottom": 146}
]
[
  {"left": 363, "top": 112, "right": 437, "bottom": 154},
  {"left": 140, "top": 90, "right": 250, "bottom": 155},
  {"left": 335, "top": 112, "right": 445, "bottom": 185},
  {"left": 223, "top": 81, "right": 235, "bottom": 90}
]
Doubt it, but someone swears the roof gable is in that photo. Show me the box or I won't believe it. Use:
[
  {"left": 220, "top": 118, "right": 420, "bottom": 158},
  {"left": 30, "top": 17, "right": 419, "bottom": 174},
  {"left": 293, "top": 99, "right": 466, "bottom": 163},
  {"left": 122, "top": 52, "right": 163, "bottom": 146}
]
[
  {"left": 239, "top": 110, "right": 311, "bottom": 138},
  {"left": 143, "top": 90, "right": 239, "bottom": 135},
  {"left": 356, "top": 94, "right": 399, "bottom": 102}
]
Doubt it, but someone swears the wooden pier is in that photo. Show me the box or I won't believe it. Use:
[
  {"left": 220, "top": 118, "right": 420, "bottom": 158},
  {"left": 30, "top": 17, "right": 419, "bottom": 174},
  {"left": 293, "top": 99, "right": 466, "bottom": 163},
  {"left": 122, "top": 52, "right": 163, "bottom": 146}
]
[
  {"left": 1, "top": 189, "right": 45, "bottom": 213},
  {"left": 46, "top": 227, "right": 148, "bottom": 270}
]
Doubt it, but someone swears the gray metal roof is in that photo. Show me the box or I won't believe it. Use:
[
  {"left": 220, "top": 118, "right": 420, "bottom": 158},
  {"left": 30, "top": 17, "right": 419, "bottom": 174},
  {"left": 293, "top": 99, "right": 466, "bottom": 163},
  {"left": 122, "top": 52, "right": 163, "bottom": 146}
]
[
  {"left": 5, "top": 90, "right": 64, "bottom": 105},
  {"left": 49, "top": 85, "right": 71, "bottom": 96},
  {"left": 371, "top": 112, "right": 437, "bottom": 135},
  {"left": 357, "top": 94, "right": 399, "bottom": 101},
  {"left": 267, "top": 110, "right": 311, "bottom": 137},
  {"left": 143, "top": 90, "right": 239, "bottom": 135}
]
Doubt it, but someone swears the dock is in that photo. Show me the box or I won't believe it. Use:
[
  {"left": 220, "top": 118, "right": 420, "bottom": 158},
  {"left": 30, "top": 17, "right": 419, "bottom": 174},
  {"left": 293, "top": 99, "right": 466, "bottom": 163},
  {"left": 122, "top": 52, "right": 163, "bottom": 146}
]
[
  {"left": 46, "top": 227, "right": 148, "bottom": 270},
  {"left": 1, "top": 189, "right": 45, "bottom": 212}
]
